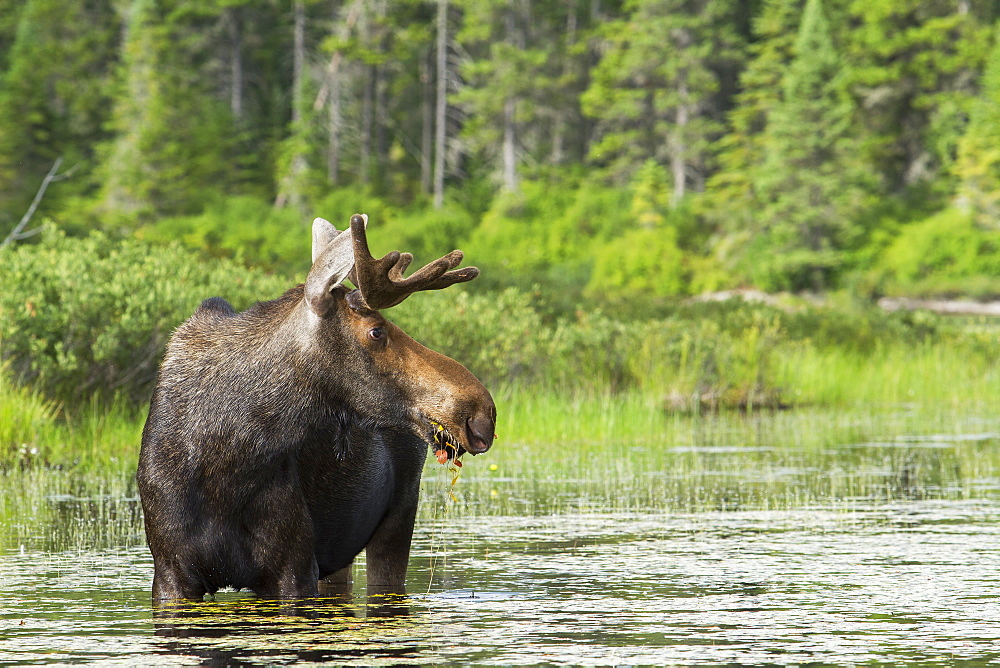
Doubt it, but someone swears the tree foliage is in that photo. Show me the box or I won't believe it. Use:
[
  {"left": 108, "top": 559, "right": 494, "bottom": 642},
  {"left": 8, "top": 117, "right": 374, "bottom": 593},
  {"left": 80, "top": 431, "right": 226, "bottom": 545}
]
[
  {"left": 954, "top": 25, "right": 1000, "bottom": 227},
  {"left": 749, "top": 0, "right": 876, "bottom": 291},
  {"left": 0, "top": 0, "right": 999, "bottom": 303}
]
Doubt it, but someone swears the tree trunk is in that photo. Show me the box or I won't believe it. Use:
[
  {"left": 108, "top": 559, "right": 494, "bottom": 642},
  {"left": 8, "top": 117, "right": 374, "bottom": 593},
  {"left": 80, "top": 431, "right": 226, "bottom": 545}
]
[
  {"left": 550, "top": 3, "right": 577, "bottom": 166},
  {"left": 317, "top": 0, "right": 366, "bottom": 187},
  {"left": 420, "top": 49, "right": 433, "bottom": 194},
  {"left": 501, "top": 6, "right": 518, "bottom": 192},
  {"left": 275, "top": 1, "right": 308, "bottom": 210},
  {"left": 433, "top": 0, "right": 448, "bottom": 209},
  {"left": 228, "top": 7, "right": 243, "bottom": 121},
  {"left": 327, "top": 69, "right": 341, "bottom": 185},
  {"left": 375, "top": 62, "right": 388, "bottom": 190},
  {"left": 671, "top": 69, "right": 688, "bottom": 207},
  {"left": 292, "top": 1, "right": 305, "bottom": 125},
  {"left": 502, "top": 96, "right": 517, "bottom": 192},
  {"left": 360, "top": 64, "right": 373, "bottom": 185}
]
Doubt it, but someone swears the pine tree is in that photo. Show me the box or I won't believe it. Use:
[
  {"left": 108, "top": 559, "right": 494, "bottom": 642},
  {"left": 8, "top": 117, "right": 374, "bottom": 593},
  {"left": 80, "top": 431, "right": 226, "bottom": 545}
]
[
  {"left": 846, "top": 0, "right": 991, "bottom": 193},
  {"left": 705, "top": 0, "right": 803, "bottom": 238},
  {"left": 580, "top": 0, "right": 743, "bottom": 205},
  {"left": 309, "top": 0, "right": 438, "bottom": 201},
  {"left": 954, "top": 26, "right": 1000, "bottom": 227},
  {"left": 749, "top": 0, "right": 874, "bottom": 291},
  {"left": 0, "top": 0, "right": 119, "bottom": 229},
  {"left": 97, "top": 0, "right": 239, "bottom": 219},
  {"left": 454, "top": 0, "right": 557, "bottom": 193}
]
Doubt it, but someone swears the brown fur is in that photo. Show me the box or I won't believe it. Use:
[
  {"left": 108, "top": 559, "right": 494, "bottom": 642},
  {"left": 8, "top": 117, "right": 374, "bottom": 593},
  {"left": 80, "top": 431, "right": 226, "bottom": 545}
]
[{"left": 137, "top": 246, "right": 495, "bottom": 601}]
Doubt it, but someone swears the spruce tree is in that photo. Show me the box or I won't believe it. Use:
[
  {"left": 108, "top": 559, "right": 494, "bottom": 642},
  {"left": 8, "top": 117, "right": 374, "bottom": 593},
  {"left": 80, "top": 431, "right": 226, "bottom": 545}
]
[
  {"left": 581, "top": 0, "right": 743, "bottom": 203},
  {"left": 750, "top": 0, "right": 874, "bottom": 291},
  {"left": 454, "top": 0, "right": 571, "bottom": 193},
  {"left": 706, "top": 0, "right": 803, "bottom": 238},
  {"left": 953, "top": 26, "right": 1000, "bottom": 227},
  {"left": 846, "top": 0, "right": 990, "bottom": 194},
  {"left": 0, "top": 0, "right": 118, "bottom": 229},
  {"left": 97, "top": 0, "right": 238, "bottom": 219}
]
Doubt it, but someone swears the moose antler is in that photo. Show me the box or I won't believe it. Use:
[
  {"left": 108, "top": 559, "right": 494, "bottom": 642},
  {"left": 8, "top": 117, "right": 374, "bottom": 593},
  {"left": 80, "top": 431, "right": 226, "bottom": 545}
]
[{"left": 348, "top": 213, "right": 479, "bottom": 310}]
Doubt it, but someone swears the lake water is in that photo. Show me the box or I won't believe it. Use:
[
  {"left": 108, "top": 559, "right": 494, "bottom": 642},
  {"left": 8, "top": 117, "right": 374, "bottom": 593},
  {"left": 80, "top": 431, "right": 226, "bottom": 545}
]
[{"left": 2, "top": 407, "right": 1000, "bottom": 665}]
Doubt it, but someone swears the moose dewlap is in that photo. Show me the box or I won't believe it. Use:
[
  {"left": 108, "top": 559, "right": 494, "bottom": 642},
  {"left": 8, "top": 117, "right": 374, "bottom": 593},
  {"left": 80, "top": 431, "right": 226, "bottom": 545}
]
[{"left": 136, "top": 213, "right": 496, "bottom": 601}]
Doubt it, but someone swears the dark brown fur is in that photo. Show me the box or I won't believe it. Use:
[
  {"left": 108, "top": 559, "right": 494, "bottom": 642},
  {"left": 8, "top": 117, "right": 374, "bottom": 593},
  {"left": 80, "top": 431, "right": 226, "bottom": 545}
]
[{"left": 137, "top": 275, "right": 495, "bottom": 601}]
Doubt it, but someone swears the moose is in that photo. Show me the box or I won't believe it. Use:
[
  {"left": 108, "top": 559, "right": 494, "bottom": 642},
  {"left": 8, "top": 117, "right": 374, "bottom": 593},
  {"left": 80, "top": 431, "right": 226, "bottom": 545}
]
[{"left": 136, "top": 214, "right": 496, "bottom": 601}]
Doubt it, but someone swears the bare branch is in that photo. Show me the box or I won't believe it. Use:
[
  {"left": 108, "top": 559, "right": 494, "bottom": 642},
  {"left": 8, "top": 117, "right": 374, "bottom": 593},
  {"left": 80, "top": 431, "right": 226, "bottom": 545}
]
[{"left": 1, "top": 156, "right": 67, "bottom": 249}]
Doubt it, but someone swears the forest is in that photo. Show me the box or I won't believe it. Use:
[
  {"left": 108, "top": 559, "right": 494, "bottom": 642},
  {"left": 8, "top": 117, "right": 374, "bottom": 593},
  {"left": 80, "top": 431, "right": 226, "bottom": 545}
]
[
  {"left": 2, "top": 0, "right": 1000, "bottom": 294},
  {"left": 4, "top": 0, "right": 1000, "bottom": 451}
]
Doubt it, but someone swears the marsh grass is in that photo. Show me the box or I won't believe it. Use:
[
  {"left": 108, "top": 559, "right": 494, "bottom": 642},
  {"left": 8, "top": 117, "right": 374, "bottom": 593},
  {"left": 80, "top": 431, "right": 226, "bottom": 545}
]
[
  {"left": 0, "top": 364, "right": 60, "bottom": 463},
  {"left": 3, "top": 326, "right": 1000, "bottom": 553},
  {"left": 776, "top": 342, "right": 1000, "bottom": 407},
  {"left": 0, "top": 368, "right": 143, "bottom": 474},
  {"left": 424, "top": 397, "right": 1000, "bottom": 516},
  {"left": 3, "top": 395, "right": 1000, "bottom": 554},
  {"left": 0, "top": 467, "right": 141, "bottom": 552}
]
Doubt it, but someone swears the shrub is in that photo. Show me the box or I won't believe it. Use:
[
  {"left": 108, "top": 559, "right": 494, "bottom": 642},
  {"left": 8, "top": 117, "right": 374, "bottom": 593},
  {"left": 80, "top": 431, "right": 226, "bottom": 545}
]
[
  {"left": 587, "top": 226, "right": 686, "bottom": 298},
  {"left": 374, "top": 204, "right": 478, "bottom": 266},
  {"left": 875, "top": 207, "right": 1000, "bottom": 297},
  {"left": 136, "top": 195, "right": 309, "bottom": 275},
  {"left": 0, "top": 228, "right": 289, "bottom": 404},
  {"left": 465, "top": 180, "right": 578, "bottom": 277}
]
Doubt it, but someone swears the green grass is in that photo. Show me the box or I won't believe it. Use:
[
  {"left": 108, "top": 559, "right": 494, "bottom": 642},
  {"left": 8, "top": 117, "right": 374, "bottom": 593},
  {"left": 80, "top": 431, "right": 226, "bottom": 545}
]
[
  {"left": 3, "top": 332, "right": 1000, "bottom": 474},
  {"left": 434, "top": 403, "right": 1000, "bottom": 516},
  {"left": 0, "top": 365, "right": 144, "bottom": 474},
  {"left": 491, "top": 386, "right": 671, "bottom": 446},
  {"left": 774, "top": 341, "right": 1000, "bottom": 408},
  {"left": 4, "top": 376, "right": 1000, "bottom": 552}
]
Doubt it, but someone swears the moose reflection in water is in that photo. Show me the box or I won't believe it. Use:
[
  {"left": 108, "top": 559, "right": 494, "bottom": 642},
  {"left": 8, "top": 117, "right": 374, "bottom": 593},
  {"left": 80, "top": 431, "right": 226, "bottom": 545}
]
[
  {"left": 137, "top": 213, "right": 496, "bottom": 602},
  {"left": 151, "top": 592, "right": 415, "bottom": 665}
]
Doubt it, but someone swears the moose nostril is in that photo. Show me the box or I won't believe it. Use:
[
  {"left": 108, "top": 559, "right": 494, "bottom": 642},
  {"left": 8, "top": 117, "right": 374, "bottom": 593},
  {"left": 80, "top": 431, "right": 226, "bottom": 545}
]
[{"left": 465, "top": 415, "right": 495, "bottom": 454}]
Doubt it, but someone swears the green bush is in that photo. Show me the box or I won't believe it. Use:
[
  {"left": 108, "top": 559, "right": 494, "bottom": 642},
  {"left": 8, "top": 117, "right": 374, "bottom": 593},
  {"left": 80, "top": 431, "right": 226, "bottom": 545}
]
[
  {"left": 374, "top": 204, "right": 478, "bottom": 266},
  {"left": 136, "top": 195, "right": 310, "bottom": 275},
  {"left": 134, "top": 190, "right": 405, "bottom": 277},
  {"left": 874, "top": 207, "right": 1000, "bottom": 298},
  {"left": 465, "top": 179, "right": 578, "bottom": 277},
  {"left": 587, "top": 226, "right": 686, "bottom": 298},
  {"left": 545, "top": 310, "right": 630, "bottom": 391},
  {"left": 5, "top": 226, "right": 991, "bottom": 415},
  {"left": 0, "top": 228, "right": 289, "bottom": 403}
]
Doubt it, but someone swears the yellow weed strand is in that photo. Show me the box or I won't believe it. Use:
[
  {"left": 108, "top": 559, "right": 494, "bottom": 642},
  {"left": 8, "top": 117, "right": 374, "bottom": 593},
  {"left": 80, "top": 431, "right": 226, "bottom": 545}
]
[{"left": 430, "top": 419, "right": 464, "bottom": 499}]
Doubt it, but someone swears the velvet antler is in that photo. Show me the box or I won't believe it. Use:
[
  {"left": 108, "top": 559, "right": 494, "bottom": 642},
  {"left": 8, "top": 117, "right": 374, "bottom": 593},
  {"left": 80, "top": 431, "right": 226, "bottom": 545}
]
[{"left": 348, "top": 213, "right": 479, "bottom": 310}]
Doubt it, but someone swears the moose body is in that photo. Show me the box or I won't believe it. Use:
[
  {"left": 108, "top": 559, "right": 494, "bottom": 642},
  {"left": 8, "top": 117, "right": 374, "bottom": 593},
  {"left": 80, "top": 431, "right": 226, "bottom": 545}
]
[{"left": 137, "top": 215, "right": 495, "bottom": 600}]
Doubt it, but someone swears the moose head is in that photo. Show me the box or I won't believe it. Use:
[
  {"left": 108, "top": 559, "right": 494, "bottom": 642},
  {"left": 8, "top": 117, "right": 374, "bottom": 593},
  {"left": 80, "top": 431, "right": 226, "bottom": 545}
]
[{"left": 302, "top": 213, "right": 495, "bottom": 458}]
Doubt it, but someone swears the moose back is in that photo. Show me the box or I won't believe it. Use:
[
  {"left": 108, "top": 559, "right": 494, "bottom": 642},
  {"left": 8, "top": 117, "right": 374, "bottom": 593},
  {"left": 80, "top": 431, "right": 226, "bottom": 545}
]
[{"left": 136, "top": 214, "right": 496, "bottom": 600}]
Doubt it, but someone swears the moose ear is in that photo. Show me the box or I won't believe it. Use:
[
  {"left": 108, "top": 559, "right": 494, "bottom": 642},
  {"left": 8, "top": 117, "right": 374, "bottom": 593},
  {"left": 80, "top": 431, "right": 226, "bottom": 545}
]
[
  {"left": 304, "top": 221, "right": 356, "bottom": 317},
  {"left": 311, "top": 217, "right": 339, "bottom": 263}
]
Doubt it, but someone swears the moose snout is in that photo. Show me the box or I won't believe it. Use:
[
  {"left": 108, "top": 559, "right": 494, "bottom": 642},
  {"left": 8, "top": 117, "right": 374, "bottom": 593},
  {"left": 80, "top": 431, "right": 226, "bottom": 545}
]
[{"left": 464, "top": 414, "right": 495, "bottom": 454}]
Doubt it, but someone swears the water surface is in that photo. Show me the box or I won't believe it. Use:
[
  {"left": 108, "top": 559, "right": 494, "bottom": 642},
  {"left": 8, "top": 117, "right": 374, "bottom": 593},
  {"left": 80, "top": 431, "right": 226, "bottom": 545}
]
[{"left": 2, "top": 408, "right": 999, "bottom": 664}]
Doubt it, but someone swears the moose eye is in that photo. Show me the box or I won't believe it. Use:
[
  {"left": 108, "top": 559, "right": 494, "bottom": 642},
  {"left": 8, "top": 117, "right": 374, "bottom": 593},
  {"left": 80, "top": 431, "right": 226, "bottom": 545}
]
[{"left": 368, "top": 326, "right": 385, "bottom": 341}]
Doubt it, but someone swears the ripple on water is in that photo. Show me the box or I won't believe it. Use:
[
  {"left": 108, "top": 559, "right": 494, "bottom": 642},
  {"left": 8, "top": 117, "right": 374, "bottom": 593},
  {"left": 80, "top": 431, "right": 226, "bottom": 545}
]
[{"left": 2, "top": 503, "right": 1000, "bottom": 664}]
